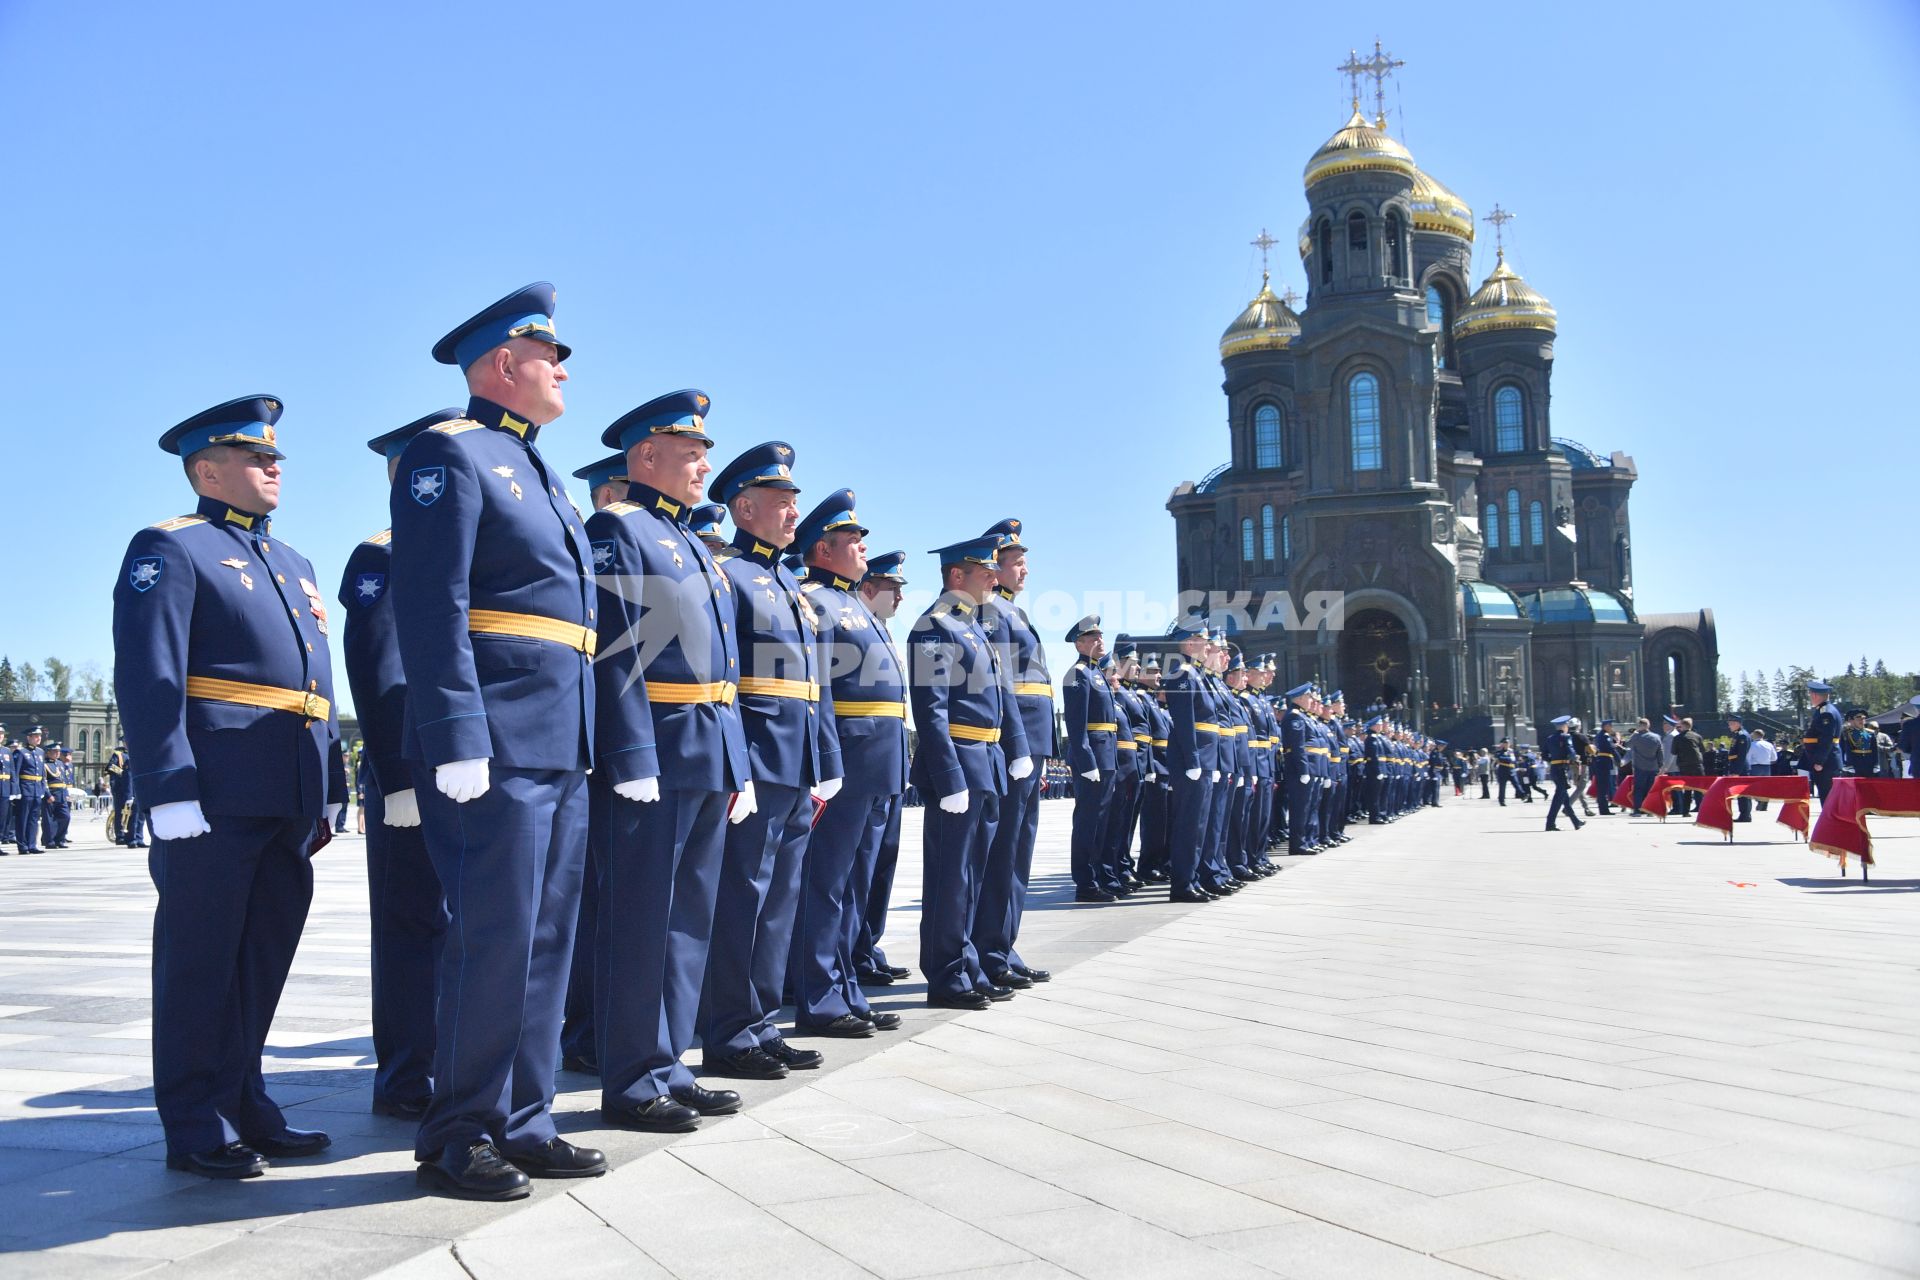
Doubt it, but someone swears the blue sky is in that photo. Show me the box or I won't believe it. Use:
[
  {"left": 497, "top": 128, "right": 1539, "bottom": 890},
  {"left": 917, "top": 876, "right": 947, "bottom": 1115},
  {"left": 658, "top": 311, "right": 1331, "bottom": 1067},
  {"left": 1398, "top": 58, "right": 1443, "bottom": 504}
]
[{"left": 3, "top": 1, "right": 1915, "bottom": 713}]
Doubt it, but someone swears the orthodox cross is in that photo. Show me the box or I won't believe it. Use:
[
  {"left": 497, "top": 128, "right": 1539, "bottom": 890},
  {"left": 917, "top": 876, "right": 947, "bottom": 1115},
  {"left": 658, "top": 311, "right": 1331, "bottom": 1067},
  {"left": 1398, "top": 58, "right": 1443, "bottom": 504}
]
[
  {"left": 1337, "top": 40, "right": 1403, "bottom": 123},
  {"left": 1281, "top": 286, "right": 1301, "bottom": 309},
  {"left": 1483, "top": 204, "right": 1516, "bottom": 254},
  {"left": 1250, "top": 228, "right": 1278, "bottom": 281}
]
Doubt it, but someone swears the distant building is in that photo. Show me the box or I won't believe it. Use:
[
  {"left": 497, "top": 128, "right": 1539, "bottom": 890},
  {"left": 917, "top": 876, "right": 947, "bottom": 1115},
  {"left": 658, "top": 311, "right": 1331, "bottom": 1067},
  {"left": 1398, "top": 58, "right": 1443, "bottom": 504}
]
[{"left": 0, "top": 700, "right": 121, "bottom": 786}]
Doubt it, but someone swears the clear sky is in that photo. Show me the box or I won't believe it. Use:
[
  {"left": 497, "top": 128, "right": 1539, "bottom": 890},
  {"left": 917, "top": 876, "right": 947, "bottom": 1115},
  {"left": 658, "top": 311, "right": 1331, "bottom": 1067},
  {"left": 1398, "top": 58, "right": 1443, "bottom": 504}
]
[{"left": 3, "top": 1, "right": 1915, "bottom": 714}]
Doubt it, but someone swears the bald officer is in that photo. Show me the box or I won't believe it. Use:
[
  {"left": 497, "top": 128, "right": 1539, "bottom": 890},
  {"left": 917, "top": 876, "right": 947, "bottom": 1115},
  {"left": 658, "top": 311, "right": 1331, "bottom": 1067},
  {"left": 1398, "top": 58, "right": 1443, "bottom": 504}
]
[
  {"left": 393, "top": 284, "right": 602, "bottom": 1198},
  {"left": 114, "top": 396, "right": 337, "bottom": 1179}
]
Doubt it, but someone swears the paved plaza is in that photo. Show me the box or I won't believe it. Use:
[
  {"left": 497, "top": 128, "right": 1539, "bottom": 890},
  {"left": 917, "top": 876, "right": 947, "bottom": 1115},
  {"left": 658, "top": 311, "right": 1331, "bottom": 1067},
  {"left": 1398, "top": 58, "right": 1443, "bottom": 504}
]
[{"left": 1, "top": 794, "right": 1916, "bottom": 1278}]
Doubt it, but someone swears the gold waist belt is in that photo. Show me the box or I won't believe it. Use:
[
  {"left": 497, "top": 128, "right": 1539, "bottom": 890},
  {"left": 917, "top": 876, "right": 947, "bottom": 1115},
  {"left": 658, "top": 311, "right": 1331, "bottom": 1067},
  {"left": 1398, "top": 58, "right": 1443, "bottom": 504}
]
[
  {"left": 1013, "top": 682, "right": 1053, "bottom": 698},
  {"left": 468, "top": 608, "right": 597, "bottom": 656},
  {"left": 186, "top": 675, "right": 332, "bottom": 722},
  {"left": 834, "top": 700, "right": 905, "bottom": 718},
  {"left": 646, "top": 680, "right": 737, "bottom": 704},
  {"left": 737, "top": 676, "right": 819, "bottom": 700},
  {"left": 1117, "top": 740, "right": 1138, "bottom": 751},
  {"left": 949, "top": 723, "right": 1001, "bottom": 744}
]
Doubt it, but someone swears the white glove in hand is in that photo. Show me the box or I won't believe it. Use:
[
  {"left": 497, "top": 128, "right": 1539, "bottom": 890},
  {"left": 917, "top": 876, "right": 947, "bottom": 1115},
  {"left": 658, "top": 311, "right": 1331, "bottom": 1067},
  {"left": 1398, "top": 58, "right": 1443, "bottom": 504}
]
[
  {"left": 1212, "top": 770, "right": 1222, "bottom": 783},
  {"left": 812, "top": 777, "right": 843, "bottom": 802},
  {"left": 150, "top": 800, "right": 211, "bottom": 841},
  {"left": 729, "top": 779, "right": 758, "bottom": 825},
  {"left": 1008, "top": 756, "right": 1033, "bottom": 781},
  {"left": 1298, "top": 773, "right": 1310, "bottom": 784},
  {"left": 615, "top": 777, "right": 661, "bottom": 804},
  {"left": 383, "top": 788, "right": 422, "bottom": 827},
  {"left": 1185, "top": 767, "right": 1202, "bottom": 781},
  {"left": 939, "top": 790, "right": 970, "bottom": 814},
  {"left": 435, "top": 758, "right": 491, "bottom": 803},
  {"left": 1081, "top": 767, "right": 1101, "bottom": 782},
  {"left": 1235, "top": 776, "right": 1245, "bottom": 788}
]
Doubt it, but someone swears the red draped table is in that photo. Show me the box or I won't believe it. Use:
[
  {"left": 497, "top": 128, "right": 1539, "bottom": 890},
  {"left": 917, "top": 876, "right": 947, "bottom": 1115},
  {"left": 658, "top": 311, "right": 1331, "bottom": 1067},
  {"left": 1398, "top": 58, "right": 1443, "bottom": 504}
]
[
  {"left": 1808, "top": 778, "right": 1920, "bottom": 876},
  {"left": 1693, "top": 775, "right": 1811, "bottom": 841},
  {"left": 1605, "top": 774, "right": 1717, "bottom": 819}
]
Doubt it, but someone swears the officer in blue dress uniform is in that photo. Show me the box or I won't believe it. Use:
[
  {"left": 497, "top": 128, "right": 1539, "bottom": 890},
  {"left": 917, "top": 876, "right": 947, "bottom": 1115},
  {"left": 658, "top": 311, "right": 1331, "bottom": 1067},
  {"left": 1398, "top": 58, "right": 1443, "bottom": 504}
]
[
  {"left": 1797, "top": 680, "right": 1844, "bottom": 801},
  {"left": 787, "top": 492, "right": 909, "bottom": 1041},
  {"left": 113, "top": 396, "right": 337, "bottom": 1179},
  {"left": 1135, "top": 657, "right": 1175, "bottom": 880},
  {"left": 1104, "top": 644, "right": 1156, "bottom": 889},
  {"left": 1198, "top": 638, "right": 1238, "bottom": 890},
  {"left": 13, "top": 726, "right": 46, "bottom": 854},
  {"left": 700, "top": 444, "right": 847, "bottom": 1063},
  {"left": 1280, "top": 684, "right": 1318, "bottom": 855},
  {"left": 393, "top": 285, "right": 603, "bottom": 1197},
  {"left": 0, "top": 726, "right": 15, "bottom": 850},
  {"left": 1719, "top": 715, "right": 1749, "bottom": 822},
  {"left": 572, "top": 452, "right": 629, "bottom": 514},
  {"left": 975, "top": 518, "right": 1056, "bottom": 986},
  {"left": 912, "top": 535, "right": 1031, "bottom": 1007},
  {"left": 1591, "top": 718, "right": 1620, "bottom": 816},
  {"left": 43, "top": 745, "right": 72, "bottom": 847},
  {"left": 341, "top": 409, "right": 461, "bottom": 1121},
  {"left": 1162, "top": 624, "right": 1219, "bottom": 900},
  {"left": 584, "top": 390, "right": 751, "bottom": 1129},
  {"left": 689, "top": 503, "right": 729, "bottom": 551},
  {"left": 1097, "top": 653, "right": 1141, "bottom": 894},
  {"left": 1219, "top": 653, "right": 1254, "bottom": 884},
  {"left": 1843, "top": 711, "right": 1879, "bottom": 777},
  {"left": 1061, "top": 615, "right": 1117, "bottom": 901},
  {"left": 850, "top": 551, "right": 912, "bottom": 985},
  {"left": 1544, "top": 715, "right": 1586, "bottom": 831}
]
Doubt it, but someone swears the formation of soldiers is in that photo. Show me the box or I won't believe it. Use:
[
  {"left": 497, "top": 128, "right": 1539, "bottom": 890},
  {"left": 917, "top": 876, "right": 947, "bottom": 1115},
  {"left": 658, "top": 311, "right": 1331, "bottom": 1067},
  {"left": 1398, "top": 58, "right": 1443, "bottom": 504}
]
[{"left": 0, "top": 725, "right": 84, "bottom": 853}]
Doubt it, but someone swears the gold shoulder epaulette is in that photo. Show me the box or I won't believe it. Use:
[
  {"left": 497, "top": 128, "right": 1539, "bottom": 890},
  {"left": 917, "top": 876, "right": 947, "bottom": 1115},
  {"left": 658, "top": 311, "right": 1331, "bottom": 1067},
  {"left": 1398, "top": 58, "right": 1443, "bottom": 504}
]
[
  {"left": 150, "top": 515, "right": 208, "bottom": 532},
  {"left": 430, "top": 418, "right": 483, "bottom": 436},
  {"left": 801, "top": 581, "right": 825, "bottom": 594},
  {"left": 364, "top": 529, "right": 392, "bottom": 546},
  {"left": 603, "top": 500, "right": 641, "bottom": 516},
  {"left": 713, "top": 548, "right": 740, "bottom": 564}
]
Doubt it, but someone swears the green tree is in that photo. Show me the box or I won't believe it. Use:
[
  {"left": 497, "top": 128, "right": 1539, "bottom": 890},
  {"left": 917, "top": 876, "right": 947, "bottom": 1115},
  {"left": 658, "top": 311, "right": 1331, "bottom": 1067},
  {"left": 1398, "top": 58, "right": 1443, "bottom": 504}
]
[
  {"left": 1737, "top": 672, "right": 1754, "bottom": 713},
  {"left": 73, "top": 662, "right": 109, "bottom": 702},
  {"left": 1714, "top": 670, "right": 1732, "bottom": 714},
  {"left": 1785, "top": 664, "right": 1817, "bottom": 721},
  {"left": 17, "top": 662, "right": 40, "bottom": 699},
  {"left": 43, "top": 657, "right": 71, "bottom": 701},
  {"left": 0, "top": 657, "right": 14, "bottom": 700},
  {"left": 1772, "top": 667, "right": 1789, "bottom": 711}
]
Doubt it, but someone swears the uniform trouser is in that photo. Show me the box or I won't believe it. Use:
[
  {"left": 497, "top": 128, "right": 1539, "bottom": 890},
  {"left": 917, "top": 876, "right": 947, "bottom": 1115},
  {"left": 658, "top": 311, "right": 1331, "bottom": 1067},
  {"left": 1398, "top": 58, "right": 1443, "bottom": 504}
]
[
  {"left": 1249, "top": 780, "right": 1273, "bottom": 861},
  {"left": 44, "top": 797, "right": 66, "bottom": 845},
  {"left": 1367, "top": 775, "right": 1386, "bottom": 821},
  {"left": 365, "top": 773, "right": 446, "bottom": 1108},
  {"left": 109, "top": 781, "right": 129, "bottom": 842},
  {"left": 150, "top": 814, "right": 315, "bottom": 1157},
  {"left": 1631, "top": 768, "right": 1659, "bottom": 813},
  {"left": 1496, "top": 771, "right": 1513, "bottom": 805},
  {"left": 1317, "top": 778, "right": 1337, "bottom": 841},
  {"left": 702, "top": 782, "right": 812, "bottom": 1056},
  {"left": 1725, "top": 770, "right": 1750, "bottom": 820},
  {"left": 1098, "top": 768, "right": 1140, "bottom": 889},
  {"left": 1137, "top": 780, "right": 1170, "bottom": 876},
  {"left": 1069, "top": 770, "right": 1116, "bottom": 890},
  {"left": 1203, "top": 770, "right": 1232, "bottom": 882},
  {"left": 415, "top": 767, "right": 585, "bottom": 1160},
  {"left": 0, "top": 792, "right": 12, "bottom": 844},
  {"left": 1592, "top": 766, "right": 1616, "bottom": 813},
  {"left": 920, "top": 789, "right": 1001, "bottom": 998},
  {"left": 797, "top": 788, "right": 891, "bottom": 1024},
  {"left": 16, "top": 794, "right": 42, "bottom": 850},
  {"left": 1168, "top": 770, "right": 1211, "bottom": 893},
  {"left": 1811, "top": 767, "right": 1836, "bottom": 802},
  {"left": 975, "top": 768, "right": 1040, "bottom": 979},
  {"left": 559, "top": 778, "right": 603, "bottom": 1066},
  {"left": 598, "top": 787, "right": 726, "bottom": 1106},
  {"left": 855, "top": 799, "right": 903, "bottom": 974},
  {"left": 1546, "top": 769, "right": 1581, "bottom": 828},
  {"left": 1286, "top": 777, "right": 1315, "bottom": 852}
]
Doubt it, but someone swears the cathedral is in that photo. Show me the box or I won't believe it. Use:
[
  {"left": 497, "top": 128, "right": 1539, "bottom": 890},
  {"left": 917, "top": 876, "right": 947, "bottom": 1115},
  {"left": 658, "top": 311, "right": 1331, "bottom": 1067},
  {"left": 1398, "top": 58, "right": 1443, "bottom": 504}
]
[{"left": 1167, "top": 66, "right": 1717, "bottom": 743}]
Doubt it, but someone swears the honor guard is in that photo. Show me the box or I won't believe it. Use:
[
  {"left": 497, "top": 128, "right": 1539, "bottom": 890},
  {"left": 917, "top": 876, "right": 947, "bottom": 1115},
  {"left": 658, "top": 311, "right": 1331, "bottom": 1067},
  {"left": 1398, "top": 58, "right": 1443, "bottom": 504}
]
[
  {"left": 1590, "top": 718, "right": 1620, "bottom": 816},
  {"left": 1544, "top": 716, "right": 1585, "bottom": 831},
  {"left": 851, "top": 552, "right": 912, "bottom": 985},
  {"left": 1220, "top": 653, "right": 1255, "bottom": 883},
  {"left": 395, "top": 284, "right": 603, "bottom": 1197},
  {"left": 43, "top": 744, "right": 72, "bottom": 847},
  {"left": 342, "top": 410, "right": 461, "bottom": 1122},
  {"left": 1098, "top": 654, "right": 1141, "bottom": 893},
  {"left": 113, "top": 396, "right": 337, "bottom": 1179},
  {"left": 1061, "top": 614, "right": 1117, "bottom": 901},
  {"left": 13, "top": 726, "right": 46, "bottom": 854},
  {"left": 1280, "top": 683, "right": 1318, "bottom": 855},
  {"left": 788, "top": 494, "right": 908, "bottom": 1036},
  {"left": 975, "top": 519, "right": 1057, "bottom": 986},
  {"left": 586, "top": 390, "right": 750, "bottom": 1134},
  {"left": 1162, "top": 624, "right": 1220, "bottom": 900},
  {"left": 913, "top": 535, "right": 1031, "bottom": 1008},
  {"left": 0, "top": 726, "right": 15, "bottom": 850},
  {"left": 1134, "top": 657, "right": 1175, "bottom": 881},
  {"left": 1844, "top": 711, "right": 1879, "bottom": 777},
  {"left": 1103, "top": 643, "right": 1155, "bottom": 890},
  {"left": 1197, "top": 637, "right": 1237, "bottom": 891},
  {"left": 1796, "top": 679, "right": 1843, "bottom": 801}
]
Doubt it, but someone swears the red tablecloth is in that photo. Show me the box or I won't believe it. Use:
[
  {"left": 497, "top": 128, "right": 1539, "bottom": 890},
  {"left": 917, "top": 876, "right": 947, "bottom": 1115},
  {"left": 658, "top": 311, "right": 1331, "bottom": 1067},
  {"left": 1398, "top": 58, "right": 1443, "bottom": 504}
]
[
  {"left": 1693, "top": 775, "right": 1810, "bottom": 840},
  {"left": 1808, "top": 778, "right": 1920, "bottom": 872},
  {"left": 1609, "top": 775, "right": 1717, "bottom": 819}
]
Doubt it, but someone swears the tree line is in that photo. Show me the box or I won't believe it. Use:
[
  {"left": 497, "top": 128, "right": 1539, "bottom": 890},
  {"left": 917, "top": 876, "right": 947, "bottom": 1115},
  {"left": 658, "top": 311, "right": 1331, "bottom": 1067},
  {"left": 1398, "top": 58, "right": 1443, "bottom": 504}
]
[
  {"left": 1724, "top": 658, "right": 1915, "bottom": 721},
  {"left": 0, "top": 656, "right": 112, "bottom": 703}
]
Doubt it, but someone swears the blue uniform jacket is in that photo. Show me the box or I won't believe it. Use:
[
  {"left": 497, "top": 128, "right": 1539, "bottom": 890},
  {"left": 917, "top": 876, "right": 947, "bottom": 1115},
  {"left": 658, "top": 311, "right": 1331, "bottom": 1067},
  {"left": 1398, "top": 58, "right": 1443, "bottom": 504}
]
[
  {"left": 804, "top": 568, "right": 908, "bottom": 796},
  {"left": 585, "top": 480, "right": 748, "bottom": 793},
  {"left": 2, "top": 747, "right": 17, "bottom": 800},
  {"left": 1797, "top": 702, "right": 1842, "bottom": 772},
  {"left": 713, "top": 532, "right": 840, "bottom": 788},
  {"left": 338, "top": 530, "right": 412, "bottom": 796},
  {"left": 907, "top": 593, "right": 1028, "bottom": 799},
  {"left": 1165, "top": 662, "right": 1218, "bottom": 774},
  {"left": 1281, "top": 707, "right": 1311, "bottom": 782},
  {"left": 1109, "top": 683, "right": 1143, "bottom": 781},
  {"left": 1144, "top": 696, "right": 1172, "bottom": 778},
  {"left": 981, "top": 590, "right": 1058, "bottom": 760},
  {"left": 112, "top": 495, "right": 336, "bottom": 819},
  {"left": 389, "top": 399, "right": 594, "bottom": 772},
  {"left": 1062, "top": 658, "right": 1119, "bottom": 775}
]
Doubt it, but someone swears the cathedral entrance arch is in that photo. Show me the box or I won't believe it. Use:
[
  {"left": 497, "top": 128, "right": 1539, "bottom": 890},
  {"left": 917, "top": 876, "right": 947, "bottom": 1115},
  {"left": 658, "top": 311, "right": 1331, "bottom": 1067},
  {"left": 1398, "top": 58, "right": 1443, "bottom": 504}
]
[{"left": 1340, "top": 608, "right": 1412, "bottom": 710}]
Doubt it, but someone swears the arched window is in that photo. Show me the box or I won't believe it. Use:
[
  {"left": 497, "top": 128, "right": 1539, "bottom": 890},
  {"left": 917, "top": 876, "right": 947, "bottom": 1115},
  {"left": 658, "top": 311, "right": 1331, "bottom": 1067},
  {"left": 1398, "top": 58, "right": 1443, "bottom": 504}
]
[
  {"left": 1529, "top": 501, "right": 1545, "bottom": 547},
  {"left": 1254, "top": 403, "right": 1283, "bottom": 468},
  {"left": 1385, "top": 212, "right": 1405, "bottom": 279},
  {"left": 1281, "top": 514, "right": 1292, "bottom": 562},
  {"left": 1494, "top": 385, "right": 1525, "bottom": 453},
  {"left": 1317, "top": 219, "right": 1333, "bottom": 284},
  {"left": 1426, "top": 284, "right": 1451, "bottom": 369},
  {"left": 1261, "top": 505, "right": 1276, "bottom": 559},
  {"left": 1349, "top": 372, "right": 1382, "bottom": 471},
  {"left": 1485, "top": 503, "right": 1500, "bottom": 550},
  {"left": 1348, "top": 212, "right": 1368, "bottom": 252},
  {"left": 1507, "top": 489, "right": 1522, "bottom": 550},
  {"left": 1241, "top": 517, "right": 1255, "bottom": 562}
]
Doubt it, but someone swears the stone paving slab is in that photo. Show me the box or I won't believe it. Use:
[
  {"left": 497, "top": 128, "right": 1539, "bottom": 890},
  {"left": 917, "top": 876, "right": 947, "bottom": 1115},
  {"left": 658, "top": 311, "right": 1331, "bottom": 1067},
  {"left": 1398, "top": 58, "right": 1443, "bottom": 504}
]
[{"left": 1, "top": 795, "right": 1917, "bottom": 1277}]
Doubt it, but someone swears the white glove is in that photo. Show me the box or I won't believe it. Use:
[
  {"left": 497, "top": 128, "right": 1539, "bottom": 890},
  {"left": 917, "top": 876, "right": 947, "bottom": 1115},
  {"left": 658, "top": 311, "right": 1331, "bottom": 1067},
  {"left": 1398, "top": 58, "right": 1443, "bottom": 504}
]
[
  {"left": 813, "top": 777, "right": 843, "bottom": 802},
  {"left": 150, "top": 800, "right": 211, "bottom": 841},
  {"left": 1009, "top": 756, "right": 1033, "bottom": 781},
  {"left": 1212, "top": 770, "right": 1222, "bottom": 783},
  {"left": 615, "top": 777, "right": 661, "bottom": 804},
  {"left": 939, "top": 790, "right": 970, "bottom": 814},
  {"left": 729, "top": 779, "right": 758, "bottom": 825},
  {"left": 1081, "top": 767, "right": 1101, "bottom": 781},
  {"left": 435, "top": 758, "right": 491, "bottom": 803},
  {"left": 1298, "top": 773, "right": 1310, "bottom": 784},
  {"left": 1235, "top": 777, "right": 1245, "bottom": 788},
  {"left": 383, "top": 788, "right": 421, "bottom": 827},
  {"left": 1185, "top": 767, "right": 1202, "bottom": 781}
]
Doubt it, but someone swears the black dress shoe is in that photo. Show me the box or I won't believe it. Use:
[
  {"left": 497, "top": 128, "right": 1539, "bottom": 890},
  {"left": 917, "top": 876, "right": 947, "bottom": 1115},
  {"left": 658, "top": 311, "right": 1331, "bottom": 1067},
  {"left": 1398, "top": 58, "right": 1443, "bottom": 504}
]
[
  {"left": 861, "top": 1010, "right": 903, "bottom": 1030},
  {"left": 602, "top": 1096, "right": 701, "bottom": 1133},
  {"left": 703, "top": 1046, "right": 789, "bottom": 1079},
  {"left": 855, "top": 968, "right": 895, "bottom": 986},
  {"left": 1012, "top": 964, "right": 1051, "bottom": 983},
  {"left": 416, "top": 1140, "right": 530, "bottom": 1200},
  {"left": 807, "top": 1013, "right": 874, "bottom": 1038},
  {"left": 372, "top": 1097, "right": 430, "bottom": 1121},
  {"left": 509, "top": 1137, "right": 606, "bottom": 1178},
  {"left": 763, "top": 1037, "right": 824, "bottom": 1070},
  {"left": 1074, "top": 887, "right": 1115, "bottom": 902},
  {"left": 927, "top": 991, "right": 991, "bottom": 1010},
  {"left": 671, "top": 1084, "right": 741, "bottom": 1116},
  {"left": 986, "top": 969, "right": 1032, "bottom": 989},
  {"left": 884, "top": 965, "right": 911, "bottom": 979},
  {"left": 248, "top": 1127, "right": 331, "bottom": 1158},
  {"left": 981, "top": 984, "right": 1016, "bottom": 1002},
  {"left": 1169, "top": 889, "right": 1216, "bottom": 903},
  {"left": 166, "top": 1143, "right": 266, "bottom": 1180},
  {"left": 560, "top": 1053, "right": 600, "bottom": 1075}
]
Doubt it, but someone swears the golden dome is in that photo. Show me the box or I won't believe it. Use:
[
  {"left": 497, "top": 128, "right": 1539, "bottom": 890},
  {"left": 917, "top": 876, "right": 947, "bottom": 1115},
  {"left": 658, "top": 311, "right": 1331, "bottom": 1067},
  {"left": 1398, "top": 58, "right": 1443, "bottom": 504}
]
[
  {"left": 1303, "top": 107, "right": 1417, "bottom": 189},
  {"left": 1453, "top": 251, "right": 1557, "bottom": 338},
  {"left": 1219, "top": 276, "right": 1301, "bottom": 359},
  {"left": 1409, "top": 169, "right": 1474, "bottom": 240}
]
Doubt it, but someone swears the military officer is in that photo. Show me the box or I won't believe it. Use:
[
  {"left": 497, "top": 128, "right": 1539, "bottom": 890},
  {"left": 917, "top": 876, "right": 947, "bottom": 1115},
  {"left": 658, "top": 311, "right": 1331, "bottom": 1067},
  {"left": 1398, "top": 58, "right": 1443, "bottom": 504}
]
[
  {"left": 1097, "top": 653, "right": 1143, "bottom": 893},
  {"left": 1198, "top": 636, "right": 1239, "bottom": 891},
  {"left": 113, "top": 396, "right": 337, "bottom": 1178},
  {"left": 787, "top": 492, "right": 908, "bottom": 1041},
  {"left": 1844, "top": 711, "right": 1879, "bottom": 777},
  {"left": 973, "top": 518, "right": 1056, "bottom": 986},
  {"left": 1544, "top": 715, "right": 1586, "bottom": 831},
  {"left": 42, "top": 745, "right": 71, "bottom": 848},
  {"left": 572, "top": 453, "right": 629, "bottom": 513},
  {"left": 394, "top": 285, "right": 603, "bottom": 1198},
  {"left": 1219, "top": 653, "right": 1255, "bottom": 884},
  {"left": 912, "top": 535, "right": 1031, "bottom": 1008},
  {"left": 849, "top": 551, "right": 912, "bottom": 985},
  {"left": 1104, "top": 643, "right": 1156, "bottom": 890},
  {"left": 0, "top": 726, "right": 14, "bottom": 850},
  {"left": 13, "top": 726, "right": 46, "bottom": 855},
  {"left": 1135, "top": 657, "right": 1174, "bottom": 881},
  {"left": 689, "top": 503, "right": 729, "bottom": 551},
  {"left": 1061, "top": 615, "right": 1117, "bottom": 901},
  {"left": 342, "top": 409, "right": 460, "bottom": 1122},
  {"left": 1162, "top": 624, "right": 1220, "bottom": 900},
  {"left": 1280, "top": 683, "right": 1319, "bottom": 855},
  {"left": 1721, "top": 714, "right": 1749, "bottom": 822},
  {"left": 1796, "top": 679, "right": 1844, "bottom": 801},
  {"left": 700, "top": 443, "right": 847, "bottom": 1064},
  {"left": 586, "top": 390, "right": 751, "bottom": 1131},
  {"left": 105, "top": 739, "right": 130, "bottom": 844},
  {"left": 1590, "top": 718, "right": 1620, "bottom": 816}
]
